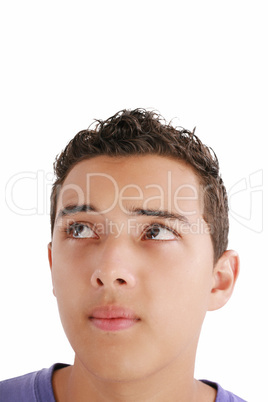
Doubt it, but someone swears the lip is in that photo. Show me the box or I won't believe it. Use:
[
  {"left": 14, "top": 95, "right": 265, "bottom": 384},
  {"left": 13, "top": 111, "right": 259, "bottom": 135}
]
[{"left": 89, "top": 305, "right": 140, "bottom": 331}]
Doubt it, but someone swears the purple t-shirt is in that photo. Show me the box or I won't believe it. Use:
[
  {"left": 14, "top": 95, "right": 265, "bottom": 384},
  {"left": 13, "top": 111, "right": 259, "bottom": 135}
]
[{"left": 0, "top": 364, "right": 247, "bottom": 401}]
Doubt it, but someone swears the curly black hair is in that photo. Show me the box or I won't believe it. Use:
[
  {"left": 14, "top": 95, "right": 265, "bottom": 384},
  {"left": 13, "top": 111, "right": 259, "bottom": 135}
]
[{"left": 51, "top": 108, "right": 228, "bottom": 262}]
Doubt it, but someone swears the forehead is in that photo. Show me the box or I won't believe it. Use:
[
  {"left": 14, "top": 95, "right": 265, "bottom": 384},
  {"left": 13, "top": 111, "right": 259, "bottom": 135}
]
[
  {"left": 64, "top": 155, "right": 199, "bottom": 185},
  {"left": 57, "top": 155, "right": 203, "bottom": 216}
]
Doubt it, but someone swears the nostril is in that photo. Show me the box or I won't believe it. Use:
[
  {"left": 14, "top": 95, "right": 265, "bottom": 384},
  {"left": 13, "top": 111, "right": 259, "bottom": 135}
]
[
  {"left": 91, "top": 270, "right": 135, "bottom": 289},
  {"left": 116, "top": 278, "right": 127, "bottom": 285}
]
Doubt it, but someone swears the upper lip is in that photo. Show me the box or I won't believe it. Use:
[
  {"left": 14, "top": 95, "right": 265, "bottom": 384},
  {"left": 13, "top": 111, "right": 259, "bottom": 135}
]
[{"left": 89, "top": 305, "right": 139, "bottom": 320}]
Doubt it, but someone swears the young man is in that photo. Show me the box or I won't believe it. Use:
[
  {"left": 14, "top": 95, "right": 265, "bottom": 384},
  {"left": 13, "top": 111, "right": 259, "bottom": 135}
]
[{"left": 0, "top": 109, "right": 246, "bottom": 401}]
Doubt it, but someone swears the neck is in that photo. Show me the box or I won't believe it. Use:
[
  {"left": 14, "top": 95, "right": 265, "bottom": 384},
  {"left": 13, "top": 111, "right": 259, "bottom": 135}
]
[{"left": 52, "top": 351, "right": 216, "bottom": 402}]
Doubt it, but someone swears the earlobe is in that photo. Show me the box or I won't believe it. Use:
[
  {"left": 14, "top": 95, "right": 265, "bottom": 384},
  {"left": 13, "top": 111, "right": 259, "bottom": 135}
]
[{"left": 208, "top": 250, "right": 240, "bottom": 311}]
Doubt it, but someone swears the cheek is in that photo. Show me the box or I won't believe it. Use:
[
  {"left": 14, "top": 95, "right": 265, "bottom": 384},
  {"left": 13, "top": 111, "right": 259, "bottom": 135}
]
[
  {"left": 51, "top": 257, "right": 86, "bottom": 345},
  {"left": 149, "top": 274, "right": 210, "bottom": 352},
  {"left": 147, "top": 246, "right": 213, "bottom": 320},
  {"left": 51, "top": 239, "right": 89, "bottom": 279},
  {"left": 50, "top": 244, "right": 87, "bottom": 317}
]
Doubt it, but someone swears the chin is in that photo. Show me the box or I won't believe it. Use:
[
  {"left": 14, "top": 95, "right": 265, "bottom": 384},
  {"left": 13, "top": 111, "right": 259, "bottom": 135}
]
[{"left": 79, "top": 345, "right": 177, "bottom": 385}]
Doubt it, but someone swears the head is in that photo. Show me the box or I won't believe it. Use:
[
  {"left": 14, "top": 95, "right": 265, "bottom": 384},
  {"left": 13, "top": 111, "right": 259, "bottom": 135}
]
[
  {"left": 50, "top": 108, "right": 228, "bottom": 263},
  {"left": 48, "top": 109, "right": 239, "bottom": 383}
]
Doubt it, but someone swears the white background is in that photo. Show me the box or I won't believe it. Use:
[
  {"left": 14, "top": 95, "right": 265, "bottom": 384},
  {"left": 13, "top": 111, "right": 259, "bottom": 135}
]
[{"left": 0, "top": 1, "right": 267, "bottom": 400}]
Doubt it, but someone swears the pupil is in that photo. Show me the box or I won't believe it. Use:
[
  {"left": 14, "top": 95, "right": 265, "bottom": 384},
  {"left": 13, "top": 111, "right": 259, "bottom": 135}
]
[
  {"left": 75, "top": 224, "right": 84, "bottom": 236},
  {"left": 149, "top": 225, "right": 160, "bottom": 238}
]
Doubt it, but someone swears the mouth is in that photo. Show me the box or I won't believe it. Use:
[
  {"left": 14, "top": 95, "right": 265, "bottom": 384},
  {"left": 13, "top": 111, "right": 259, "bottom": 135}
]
[{"left": 89, "top": 305, "right": 140, "bottom": 331}]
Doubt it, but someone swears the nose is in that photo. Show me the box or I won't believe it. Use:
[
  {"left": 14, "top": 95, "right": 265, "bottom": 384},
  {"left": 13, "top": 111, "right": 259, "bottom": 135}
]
[{"left": 90, "top": 241, "right": 137, "bottom": 289}]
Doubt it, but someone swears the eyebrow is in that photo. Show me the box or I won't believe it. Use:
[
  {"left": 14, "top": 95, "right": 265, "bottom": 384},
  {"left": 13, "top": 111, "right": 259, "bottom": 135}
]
[
  {"left": 56, "top": 203, "right": 189, "bottom": 225},
  {"left": 129, "top": 207, "right": 190, "bottom": 225},
  {"left": 56, "top": 203, "right": 98, "bottom": 222}
]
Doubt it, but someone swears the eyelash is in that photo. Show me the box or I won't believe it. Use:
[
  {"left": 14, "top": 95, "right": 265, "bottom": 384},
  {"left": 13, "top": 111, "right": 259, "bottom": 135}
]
[
  {"left": 62, "top": 221, "right": 180, "bottom": 241},
  {"left": 141, "top": 223, "right": 179, "bottom": 241},
  {"left": 64, "top": 222, "right": 98, "bottom": 239}
]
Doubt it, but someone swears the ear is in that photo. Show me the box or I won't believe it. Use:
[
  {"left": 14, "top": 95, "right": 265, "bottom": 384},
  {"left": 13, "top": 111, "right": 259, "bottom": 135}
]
[
  {"left": 48, "top": 242, "right": 52, "bottom": 270},
  {"left": 47, "top": 242, "right": 56, "bottom": 296},
  {"left": 208, "top": 250, "right": 240, "bottom": 311}
]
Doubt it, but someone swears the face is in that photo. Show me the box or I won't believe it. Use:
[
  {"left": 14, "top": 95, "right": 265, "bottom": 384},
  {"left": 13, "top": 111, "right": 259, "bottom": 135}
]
[{"left": 49, "top": 155, "right": 216, "bottom": 381}]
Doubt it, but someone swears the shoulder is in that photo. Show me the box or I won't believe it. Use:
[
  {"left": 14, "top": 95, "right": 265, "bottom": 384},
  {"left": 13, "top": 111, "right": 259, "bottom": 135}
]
[
  {"left": 202, "top": 380, "right": 247, "bottom": 402},
  {"left": 0, "top": 363, "right": 68, "bottom": 402}
]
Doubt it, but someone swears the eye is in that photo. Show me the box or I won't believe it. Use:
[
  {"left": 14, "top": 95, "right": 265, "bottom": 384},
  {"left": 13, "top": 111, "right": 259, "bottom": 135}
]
[
  {"left": 141, "top": 224, "right": 178, "bottom": 241},
  {"left": 67, "top": 223, "right": 98, "bottom": 239}
]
